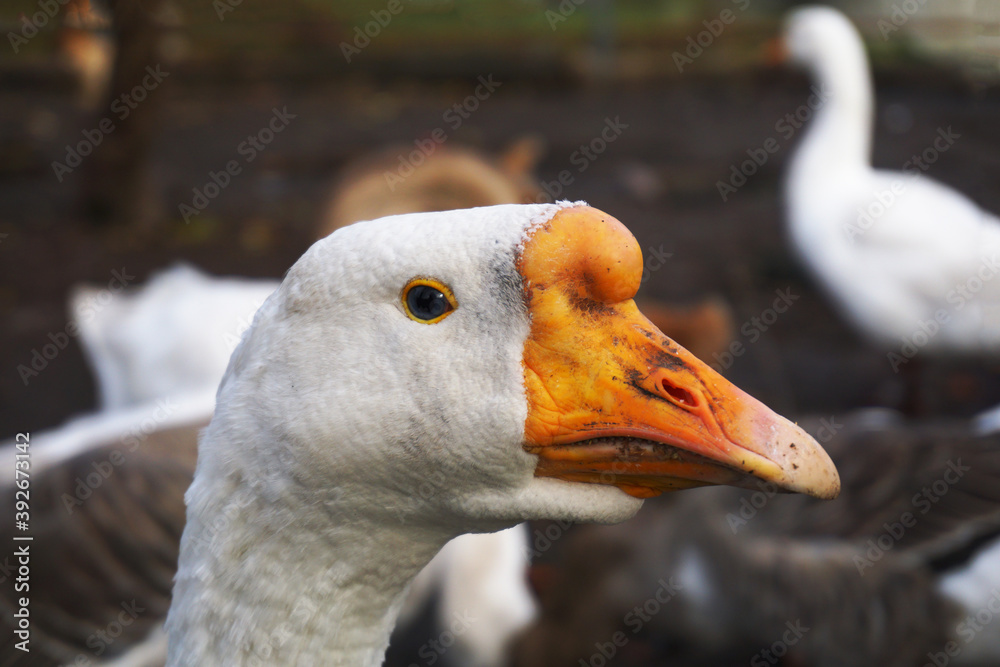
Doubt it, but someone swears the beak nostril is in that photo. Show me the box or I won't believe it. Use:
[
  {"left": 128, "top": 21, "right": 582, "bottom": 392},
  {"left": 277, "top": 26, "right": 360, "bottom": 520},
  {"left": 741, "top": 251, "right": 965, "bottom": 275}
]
[{"left": 660, "top": 379, "right": 698, "bottom": 408}]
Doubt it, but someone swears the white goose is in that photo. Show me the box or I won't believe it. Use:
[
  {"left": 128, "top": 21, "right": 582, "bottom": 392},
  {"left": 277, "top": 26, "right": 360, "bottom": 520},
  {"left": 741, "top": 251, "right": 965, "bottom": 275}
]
[
  {"left": 164, "top": 202, "right": 839, "bottom": 665},
  {"left": 782, "top": 7, "right": 1000, "bottom": 357},
  {"left": 3, "top": 263, "right": 528, "bottom": 666},
  {"left": 72, "top": 263, "right": 278, "bottom": 411}
]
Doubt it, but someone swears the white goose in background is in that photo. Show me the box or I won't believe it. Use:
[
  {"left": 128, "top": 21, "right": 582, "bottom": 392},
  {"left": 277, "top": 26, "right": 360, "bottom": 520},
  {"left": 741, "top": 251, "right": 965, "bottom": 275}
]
[
  {"left": 782, "top": 6, "right": 1000, "bottom": 353},
  {"left": 71, "top": 263, "right": 278, "bottom": 411},
  {"left": 164, "top": 202, "right": 839, "bottom": 665}
]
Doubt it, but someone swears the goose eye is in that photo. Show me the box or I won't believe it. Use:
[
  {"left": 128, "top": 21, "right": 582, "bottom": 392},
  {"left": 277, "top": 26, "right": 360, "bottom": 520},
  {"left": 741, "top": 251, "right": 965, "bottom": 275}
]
[{"left": 402, "top": 279, "right": 457, "bottom": 324}]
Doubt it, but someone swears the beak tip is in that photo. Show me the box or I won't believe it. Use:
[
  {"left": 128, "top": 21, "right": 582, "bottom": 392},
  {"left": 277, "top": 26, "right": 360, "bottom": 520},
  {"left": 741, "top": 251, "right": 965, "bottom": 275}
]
[
  {"left": 784, "top": 467, "right": 841, "bottom": 500},
  {"left": 764, "top": 418, "right": 841, "bottom": 500}
]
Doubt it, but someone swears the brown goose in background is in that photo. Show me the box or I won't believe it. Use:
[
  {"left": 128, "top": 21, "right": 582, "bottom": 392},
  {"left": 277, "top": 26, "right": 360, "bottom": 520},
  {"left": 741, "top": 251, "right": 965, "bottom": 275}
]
[
  {"left": 316, "top": 139, "right": 546, "bottom": 236},
  {"left": 512, "top": 414, "right": 1000, "bottom": 667},
  {"left": 318, "top": 141, "right": 736, "bottom": 363}
]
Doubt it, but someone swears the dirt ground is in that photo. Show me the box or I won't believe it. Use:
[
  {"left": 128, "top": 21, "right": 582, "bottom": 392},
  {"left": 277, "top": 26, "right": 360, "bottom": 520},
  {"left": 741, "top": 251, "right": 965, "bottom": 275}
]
[{"left": 2, "top": 67, "right": 1000, "bottom": 438}]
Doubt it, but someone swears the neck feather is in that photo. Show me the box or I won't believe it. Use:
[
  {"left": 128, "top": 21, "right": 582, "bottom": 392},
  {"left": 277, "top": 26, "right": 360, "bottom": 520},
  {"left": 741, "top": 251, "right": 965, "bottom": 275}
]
[
  {"left": 166, "top": 435, "right": 454, "bottom": 666},
  {"left": 794, "top": 45, "right": 874, "bottom": 174}
]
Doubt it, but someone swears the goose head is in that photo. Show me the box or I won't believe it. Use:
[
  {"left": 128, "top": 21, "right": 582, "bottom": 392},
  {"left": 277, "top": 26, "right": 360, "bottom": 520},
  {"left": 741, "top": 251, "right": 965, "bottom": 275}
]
[
  {"left": 202, "top": 202, "right": 838, "bottom": 533},
  {"left": 784, "top": 6, "right": 867, "bottom": 75},
  {"left": 782, "top": 5, "right": 873, "bottom": 133},
  {"left": 169, "top": 202, "right": 838, "bottom": 665}
]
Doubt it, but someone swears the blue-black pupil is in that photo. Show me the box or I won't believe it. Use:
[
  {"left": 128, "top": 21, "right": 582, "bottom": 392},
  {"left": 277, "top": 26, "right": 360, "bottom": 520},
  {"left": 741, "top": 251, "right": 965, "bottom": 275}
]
[{"left": 407, "top": 285, "right": 450, "bottom": 320}]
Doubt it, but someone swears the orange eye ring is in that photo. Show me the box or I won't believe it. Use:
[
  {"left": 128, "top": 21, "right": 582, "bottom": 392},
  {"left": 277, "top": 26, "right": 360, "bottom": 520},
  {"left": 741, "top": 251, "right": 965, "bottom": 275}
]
[{"left": 401, "top": 278, "right": 458, "bottom": 324}]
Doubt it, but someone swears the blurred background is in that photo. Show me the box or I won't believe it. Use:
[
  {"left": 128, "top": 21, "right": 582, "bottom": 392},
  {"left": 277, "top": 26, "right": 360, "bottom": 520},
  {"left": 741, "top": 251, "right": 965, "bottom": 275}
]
[
  {"left": 2, "top": 0, "right": 1000, "bottom": 665},
  {"left": 2, "top": 0, "right": 999, "bottom": 436}
]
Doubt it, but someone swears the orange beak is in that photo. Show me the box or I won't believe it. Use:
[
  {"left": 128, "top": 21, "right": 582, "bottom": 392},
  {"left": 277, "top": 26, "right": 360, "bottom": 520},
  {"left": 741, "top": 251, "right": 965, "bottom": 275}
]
[{"left": 519, "top": 206, "right": 839, "bottom": 500}]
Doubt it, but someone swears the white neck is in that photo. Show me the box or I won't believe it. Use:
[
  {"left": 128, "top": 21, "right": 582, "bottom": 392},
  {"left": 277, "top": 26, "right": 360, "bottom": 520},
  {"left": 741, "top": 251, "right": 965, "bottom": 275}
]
[
  {"left": 793, "top": 39, "right": 874, "bottom": 174},
  {"left": 166, "top": 451, "right": 455, "bottom": 666}
]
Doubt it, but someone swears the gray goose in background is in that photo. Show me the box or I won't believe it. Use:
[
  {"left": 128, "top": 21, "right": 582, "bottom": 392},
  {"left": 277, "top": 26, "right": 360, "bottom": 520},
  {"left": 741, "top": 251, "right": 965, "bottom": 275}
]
[
  {"left": 512, "top": 415, "right": 1000, "bottom": 667},
  {"left": 0, "top": 414, "right": 206, "bottom": 665}
]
